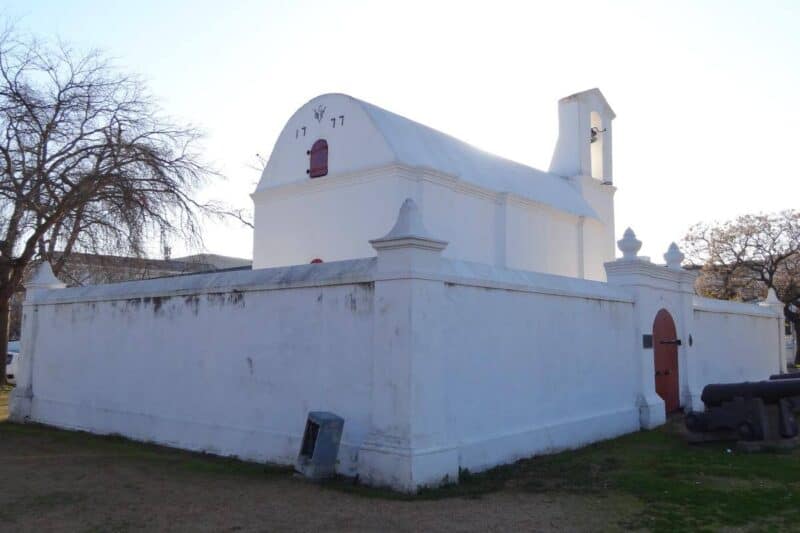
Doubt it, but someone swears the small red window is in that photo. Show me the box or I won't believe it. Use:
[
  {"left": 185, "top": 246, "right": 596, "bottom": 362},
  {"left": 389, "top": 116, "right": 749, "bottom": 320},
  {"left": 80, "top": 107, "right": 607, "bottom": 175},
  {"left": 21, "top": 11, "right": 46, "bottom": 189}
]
[{"left": 307, "top": 139, "right": 328, "bottom": 178}]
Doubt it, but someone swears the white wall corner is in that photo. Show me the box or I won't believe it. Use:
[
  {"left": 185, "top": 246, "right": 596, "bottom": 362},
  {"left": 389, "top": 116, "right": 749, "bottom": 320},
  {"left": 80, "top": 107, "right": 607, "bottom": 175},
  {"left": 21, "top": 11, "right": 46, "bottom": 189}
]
[
  {"left": 8, "top": 386, "right": 32, "bottom": 422},
  {"left": 369, "top": 198, "right": 448, "bottom": 275},
  {"left": 12, "top": 262, "right": 63, "bottom": 422},
  {"left": 359, "top": 228, "right": 457, "bottom": 490},
  {"left": 760, "top": 288, "right": 783, "bottom": 314},
  {"left": 25, "top": 261, "right": 66, "bottom": 294},
  {"left": 361, "top": 204, "right": 455, "bottom": 490},
  {"left": 9, "top": 305, "right": 42, "bottom": 422},
  {"left": 637, "top": 393, "right": 666, "bottom": 429},
  {"left": 357, "top": 437, "right": 459, "bottom": 492},
  {"left": 679, "top": 269, "right": 699, "bottom": 293},
  {"left": 760, "top": 288, "right": 788, "bottom": 372},
  {"left": 684, "top": 391, "right": 705, "bottom": 413}
]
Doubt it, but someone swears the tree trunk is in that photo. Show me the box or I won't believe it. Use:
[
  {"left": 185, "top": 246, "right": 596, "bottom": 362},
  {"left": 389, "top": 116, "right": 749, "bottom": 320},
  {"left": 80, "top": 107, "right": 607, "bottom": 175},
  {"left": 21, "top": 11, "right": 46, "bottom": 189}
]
[{"left": 0, "top": 295, "right": 10, "bottom": 386}]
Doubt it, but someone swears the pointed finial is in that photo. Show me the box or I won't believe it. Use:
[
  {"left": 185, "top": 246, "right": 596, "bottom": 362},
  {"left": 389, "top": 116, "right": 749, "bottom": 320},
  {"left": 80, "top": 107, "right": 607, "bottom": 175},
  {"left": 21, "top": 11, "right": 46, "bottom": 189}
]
[
  {"left": 765, "top": 288, "right": 781, "bottom": 304},
  {"left": 663, "top": 242, "right": 685, "bottom": 270},
  {"left": 370, "top": 198, "right": 447, "bottom": 255},
  {"left": 617, "top": 228, "right": 642, "bottom": 260},
  {"left": 369, "top": 198, "right": 447, "bottom": 272},
  {"left": 25, "top": 261, "right": 66, "bottom": 291},
  {"left": 376, "top": 198, "right": 431, "bottom": 241}
]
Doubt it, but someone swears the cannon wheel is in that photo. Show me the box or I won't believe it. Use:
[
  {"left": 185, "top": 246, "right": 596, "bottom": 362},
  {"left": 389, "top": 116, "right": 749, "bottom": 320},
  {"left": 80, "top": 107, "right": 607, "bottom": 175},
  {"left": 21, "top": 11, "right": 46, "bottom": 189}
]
[
  {"left": 737, "top": 422, "right": 755, "bottom": 441},
  {"left": 685, "top": 411, "right": 708, "bottom": 432}
]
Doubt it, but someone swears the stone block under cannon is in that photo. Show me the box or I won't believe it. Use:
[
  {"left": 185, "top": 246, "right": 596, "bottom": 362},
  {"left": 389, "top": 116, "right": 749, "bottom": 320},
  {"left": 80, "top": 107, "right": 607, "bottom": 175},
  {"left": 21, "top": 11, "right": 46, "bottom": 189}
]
[{"left": 684, "top": 378, "right": 800, "bottom": 444}]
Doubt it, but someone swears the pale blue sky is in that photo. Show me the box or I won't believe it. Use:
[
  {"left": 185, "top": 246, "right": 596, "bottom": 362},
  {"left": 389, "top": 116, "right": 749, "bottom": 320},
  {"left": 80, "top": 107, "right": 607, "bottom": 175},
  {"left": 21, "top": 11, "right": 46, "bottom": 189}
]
[{"left": 5, "top": 0, "right": 800, "bottom": 261}]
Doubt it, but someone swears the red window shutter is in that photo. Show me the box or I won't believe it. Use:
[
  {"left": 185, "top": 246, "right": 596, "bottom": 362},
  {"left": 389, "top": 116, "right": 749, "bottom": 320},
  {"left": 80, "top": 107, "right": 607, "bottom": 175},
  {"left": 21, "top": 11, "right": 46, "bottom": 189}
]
[{"left": 308, "top": 139, "right": 328, "bottom": 178}]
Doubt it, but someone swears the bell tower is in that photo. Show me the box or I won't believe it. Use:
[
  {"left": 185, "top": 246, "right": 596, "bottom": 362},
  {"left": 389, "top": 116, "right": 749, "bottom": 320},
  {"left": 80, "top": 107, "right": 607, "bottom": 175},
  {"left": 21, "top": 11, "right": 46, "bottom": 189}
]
[{"left": 549, "top": 88, "right": 615, "bottom": 183}]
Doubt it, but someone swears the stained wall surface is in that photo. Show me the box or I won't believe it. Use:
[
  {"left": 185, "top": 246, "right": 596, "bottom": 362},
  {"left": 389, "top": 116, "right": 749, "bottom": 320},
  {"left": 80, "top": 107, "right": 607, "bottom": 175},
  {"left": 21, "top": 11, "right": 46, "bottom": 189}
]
[{"left": 12, "top": 254, "right": 784, "bottom": 491}]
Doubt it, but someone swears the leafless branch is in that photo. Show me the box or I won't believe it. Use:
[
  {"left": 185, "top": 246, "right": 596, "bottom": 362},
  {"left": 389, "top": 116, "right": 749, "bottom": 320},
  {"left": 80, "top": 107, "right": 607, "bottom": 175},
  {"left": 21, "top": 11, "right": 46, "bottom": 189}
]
[{"left": 0, "top": 26, "right": 222, "bottom": 382}]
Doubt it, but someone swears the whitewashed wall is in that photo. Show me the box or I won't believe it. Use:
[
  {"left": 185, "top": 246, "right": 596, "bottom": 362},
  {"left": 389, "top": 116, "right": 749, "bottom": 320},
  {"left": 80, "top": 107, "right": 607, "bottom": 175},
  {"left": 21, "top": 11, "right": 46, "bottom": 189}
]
[
  {"left": 253, "top": 172, "right": 408, "bottom": 267},
  {"left": 436, "top": 265, "right": 639, "bottom": 473},
  {"left": 11, "top": 226, "right": 785, "bottom": 491},
  {"left": 692, "top": 297, "right": 783, "bottom": 385},
  {"left": 17, "top": 262, "right": 377, "bottom": 475},
  {"left": 578, "top": 175, "right": 616, "bottom": 281},
  {"left": 604, "top": 245, "right": 785, "bottom": 416},
  {"left": 253, "top": 168, "right": 610, "bottom": 280}
]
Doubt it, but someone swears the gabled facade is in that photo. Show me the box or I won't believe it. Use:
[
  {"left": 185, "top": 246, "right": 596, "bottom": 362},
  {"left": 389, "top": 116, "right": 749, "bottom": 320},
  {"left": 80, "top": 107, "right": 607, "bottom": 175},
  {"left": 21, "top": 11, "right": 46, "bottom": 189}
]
[{"left": 252, "top": 90, "right": 616, "bottom": 280}]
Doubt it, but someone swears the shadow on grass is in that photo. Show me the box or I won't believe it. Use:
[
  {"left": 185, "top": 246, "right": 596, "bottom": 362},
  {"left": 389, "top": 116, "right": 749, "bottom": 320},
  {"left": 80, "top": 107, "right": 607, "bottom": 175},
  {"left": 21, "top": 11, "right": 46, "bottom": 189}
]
[{"left": 0, "top": 420, "right": 293, "bottom": 480}]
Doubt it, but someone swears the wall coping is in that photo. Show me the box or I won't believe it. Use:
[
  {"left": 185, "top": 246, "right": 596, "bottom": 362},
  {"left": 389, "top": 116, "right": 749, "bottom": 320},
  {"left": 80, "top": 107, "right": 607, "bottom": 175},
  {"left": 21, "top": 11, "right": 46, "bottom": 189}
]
[
  {"left": 26, "top": 256, "right": 635, "bottom": 307},
  {"left": 604, "top": 258, "right": 698, "bottom": 295},
  {"left": 439, "top": 259, "right": 633, "bottom": 303},
  {"left": 693, "top": 295, "right": 780, "bottom": 319},
  {"left": 604, "top": 258, "right": 697, "bottom": 283},
  {"left": 25, "top": 258, "right": 378, "bottom": 306}
]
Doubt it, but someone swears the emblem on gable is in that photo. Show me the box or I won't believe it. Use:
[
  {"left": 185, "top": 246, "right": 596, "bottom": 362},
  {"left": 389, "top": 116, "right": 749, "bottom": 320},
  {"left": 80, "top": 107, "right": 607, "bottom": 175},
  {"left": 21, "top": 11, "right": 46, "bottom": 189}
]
[{"left": 313, "top": 105, "right": 326, "bottom": 123}]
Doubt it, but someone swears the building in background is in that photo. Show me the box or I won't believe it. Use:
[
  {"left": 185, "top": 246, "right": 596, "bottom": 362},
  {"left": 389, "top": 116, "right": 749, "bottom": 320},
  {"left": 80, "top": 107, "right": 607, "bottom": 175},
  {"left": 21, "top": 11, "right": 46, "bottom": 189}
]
[
  {"left": 8, "top": 253, "right": 252, "bottom": 340},
  {"left": 54, "top": 252, "right": 252, "bottom": 286}
]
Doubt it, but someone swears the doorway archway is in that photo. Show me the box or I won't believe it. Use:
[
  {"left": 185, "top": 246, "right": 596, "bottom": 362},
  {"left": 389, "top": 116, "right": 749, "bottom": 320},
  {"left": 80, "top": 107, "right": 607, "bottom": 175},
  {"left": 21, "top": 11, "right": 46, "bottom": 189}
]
[{"left": 653, "top": 309, "right": 680, "bottom": 413}]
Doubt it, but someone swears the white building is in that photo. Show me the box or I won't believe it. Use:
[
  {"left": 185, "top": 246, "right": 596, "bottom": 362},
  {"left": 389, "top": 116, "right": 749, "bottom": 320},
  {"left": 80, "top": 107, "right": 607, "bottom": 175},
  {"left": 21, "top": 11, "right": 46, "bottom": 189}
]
[
  {"left": 10, "top": 89, "right": 787, "bottom": 492},
  {"left": 253, "top": 89, "right": 615, "bottom": 281}
]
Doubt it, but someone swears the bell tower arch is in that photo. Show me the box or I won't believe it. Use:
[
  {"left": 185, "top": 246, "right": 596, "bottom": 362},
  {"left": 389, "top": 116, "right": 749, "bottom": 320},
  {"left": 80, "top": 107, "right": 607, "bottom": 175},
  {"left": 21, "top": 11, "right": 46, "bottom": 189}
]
[{"left": 549, "top": 88, "right": 615, "bottom": 184}]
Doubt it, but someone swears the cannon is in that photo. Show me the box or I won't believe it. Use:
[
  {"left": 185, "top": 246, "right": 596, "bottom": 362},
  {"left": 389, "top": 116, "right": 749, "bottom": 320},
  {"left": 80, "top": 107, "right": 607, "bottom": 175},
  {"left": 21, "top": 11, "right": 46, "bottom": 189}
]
[
  {"left": 769, "top": 373, "right": 800, "bottom": 381},
  {"left": 767, "top": 373, "right": 800, "bottom": 414},
  {"left": 685, "top": 378, "right": 800, "bottom": 442}
]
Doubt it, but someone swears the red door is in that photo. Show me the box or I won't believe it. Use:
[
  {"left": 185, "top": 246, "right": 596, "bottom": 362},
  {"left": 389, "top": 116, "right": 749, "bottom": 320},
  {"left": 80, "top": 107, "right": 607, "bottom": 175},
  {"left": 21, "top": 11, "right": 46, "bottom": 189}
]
[
  {"left": 308, "top": 139, "right": 328, "bottom": 178},
  {"left": 653, "top": 309, "right": 680, "bottom": 413}
]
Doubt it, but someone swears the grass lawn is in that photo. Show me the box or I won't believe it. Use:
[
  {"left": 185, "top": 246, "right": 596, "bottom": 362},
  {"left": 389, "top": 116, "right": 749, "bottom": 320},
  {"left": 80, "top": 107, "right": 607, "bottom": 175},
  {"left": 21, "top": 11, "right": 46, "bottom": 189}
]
[{"left": 1, "top": 385, "right": 799, "bottom": 532}]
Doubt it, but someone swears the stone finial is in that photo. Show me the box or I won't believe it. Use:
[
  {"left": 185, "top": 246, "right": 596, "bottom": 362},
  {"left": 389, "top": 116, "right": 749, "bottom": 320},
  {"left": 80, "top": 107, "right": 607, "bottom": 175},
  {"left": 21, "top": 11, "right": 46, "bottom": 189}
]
[
  {"left": 369, "top": 198, "right": 447, "bottom": 273},
  {"left": 663, "top": 242, "right": 685, "bottom": 270},
  {"left": 370, "top": 198, "right": 447, "bottom": 251},
  {"left": 765, "top": 288, "right": 781, "bottom": 305},
  {"left": 376, "top": 198, "right": 431, "bottom": 241},
  {"left": 617, "top": 228, "right": 642, "bottom": 260},
  {"left": 25, "top": 261, "right": 66, "bottom": 291}
]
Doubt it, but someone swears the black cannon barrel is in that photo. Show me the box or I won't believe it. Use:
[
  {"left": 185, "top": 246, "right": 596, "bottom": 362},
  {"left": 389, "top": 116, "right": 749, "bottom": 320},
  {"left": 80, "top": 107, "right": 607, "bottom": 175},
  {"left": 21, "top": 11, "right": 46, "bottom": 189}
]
[
  {"left": 701, "top": 380, "right": 800, "bottom": 406},
  {"left": 770, "top": 373, "right": 800, "bottom": 381}
]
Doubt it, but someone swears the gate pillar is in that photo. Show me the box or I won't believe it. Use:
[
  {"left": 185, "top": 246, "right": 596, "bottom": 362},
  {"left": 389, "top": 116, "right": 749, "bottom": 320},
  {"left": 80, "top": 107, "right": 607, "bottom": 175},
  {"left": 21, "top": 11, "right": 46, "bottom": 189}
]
[
  {"left": 605, "top": 230, "right": 700, "bottom": 429},
  {"left": 10, "top": 262, "right": 66, "bottom": 422}
]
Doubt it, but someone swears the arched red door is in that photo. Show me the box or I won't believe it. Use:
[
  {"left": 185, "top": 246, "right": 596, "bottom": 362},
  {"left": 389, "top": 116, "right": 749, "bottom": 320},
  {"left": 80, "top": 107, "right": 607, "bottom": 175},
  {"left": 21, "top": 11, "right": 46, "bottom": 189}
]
[{"left": 653, "top": 309, "right": 680, "bottom": 413}]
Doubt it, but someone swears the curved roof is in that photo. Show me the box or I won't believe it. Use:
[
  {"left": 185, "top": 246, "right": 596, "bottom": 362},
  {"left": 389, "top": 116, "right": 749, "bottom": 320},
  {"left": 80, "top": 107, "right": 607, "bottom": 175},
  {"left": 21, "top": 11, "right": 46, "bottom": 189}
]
[{"left": 259, "top": 94, "right": 596, "bottom": 218}]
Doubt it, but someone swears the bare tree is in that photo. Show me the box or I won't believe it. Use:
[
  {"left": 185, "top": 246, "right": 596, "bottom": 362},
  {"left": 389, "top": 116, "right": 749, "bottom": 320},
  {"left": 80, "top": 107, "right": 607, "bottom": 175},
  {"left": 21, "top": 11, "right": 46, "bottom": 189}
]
[
  {"left": 0, "top": 28, "right": 221, "bottom": 383},
  {"left": 683, "top": 210, "right": 800, "bottom": 362}
]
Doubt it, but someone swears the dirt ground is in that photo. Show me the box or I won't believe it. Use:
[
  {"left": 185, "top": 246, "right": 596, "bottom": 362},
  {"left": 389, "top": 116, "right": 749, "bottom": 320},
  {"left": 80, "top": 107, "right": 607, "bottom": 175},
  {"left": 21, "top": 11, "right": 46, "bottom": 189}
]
[
  {"left": 0, "top": 383, "right": 639, "bottom": 533},
  {"left": 0, "top": 423, "right": 634, "bottom": 533},
  {"left": 3, "top": 385, "right": 798, "bottom": 532}
]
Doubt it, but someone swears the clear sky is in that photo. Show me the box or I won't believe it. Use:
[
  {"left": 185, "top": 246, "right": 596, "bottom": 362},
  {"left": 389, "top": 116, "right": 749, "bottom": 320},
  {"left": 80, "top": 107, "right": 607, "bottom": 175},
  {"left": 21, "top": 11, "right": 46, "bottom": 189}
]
[{"left": 5, "top": 0, "right": 800, "bottom": 261}]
